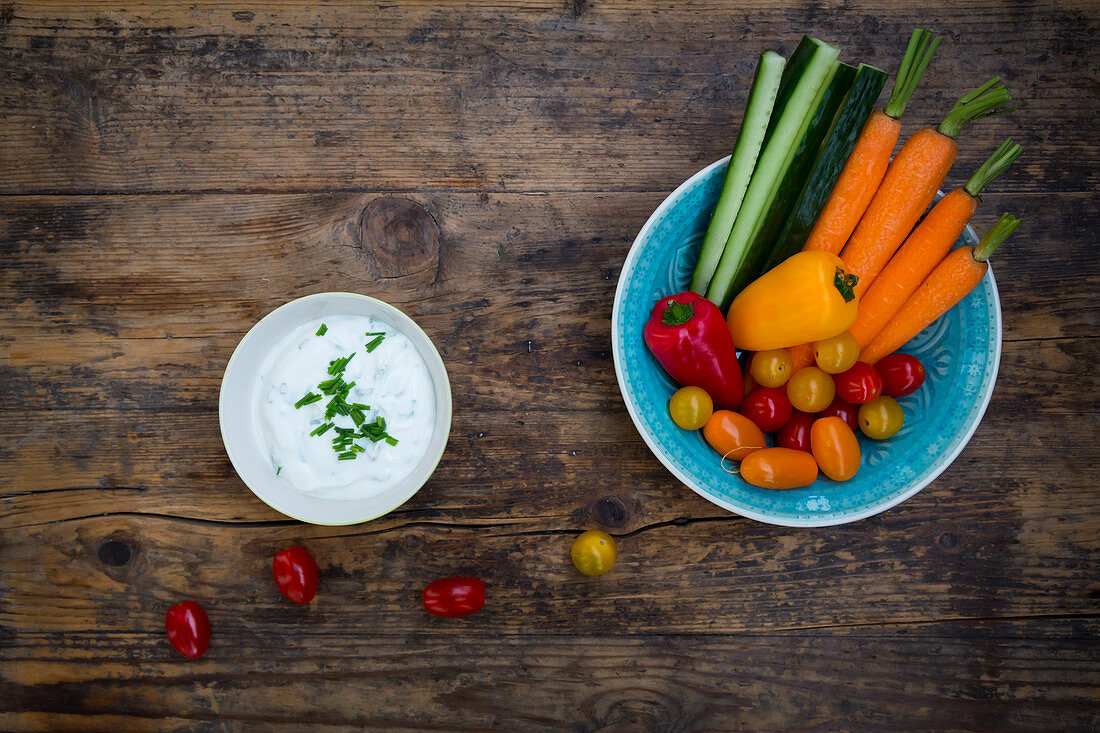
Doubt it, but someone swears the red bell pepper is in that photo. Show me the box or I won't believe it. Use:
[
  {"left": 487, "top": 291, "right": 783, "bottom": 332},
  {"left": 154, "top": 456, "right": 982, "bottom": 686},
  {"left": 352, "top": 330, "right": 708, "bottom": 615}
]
[{"left": 643, "top": 291, "right": 744, "bottom": 410}]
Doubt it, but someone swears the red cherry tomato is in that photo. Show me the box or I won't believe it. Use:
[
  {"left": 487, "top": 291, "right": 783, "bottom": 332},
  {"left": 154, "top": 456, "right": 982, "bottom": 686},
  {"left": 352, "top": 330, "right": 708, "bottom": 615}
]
[
  {"left": 876, "top": 353, "right": 927, "bottom": 397},
  {"left": 776, "top": 411, "right": 814, "bottom": 452},
  {"left": 819, "top": 396, "right": 859, "bottom": 432},
  {"left": 833, "top": 362, "right": 884, "bottom": 404},
  {"left": 740, "top": 387, "right": 793, "bottom": 432},
  {"left": 273, "top": 546, "right": 320, "bottom": 604},
  {"left": 423, "top": 577, "right": 486, "bottom": 618},
  {"left": 165, "top": 601, "right": 210, "bottom": 660}
]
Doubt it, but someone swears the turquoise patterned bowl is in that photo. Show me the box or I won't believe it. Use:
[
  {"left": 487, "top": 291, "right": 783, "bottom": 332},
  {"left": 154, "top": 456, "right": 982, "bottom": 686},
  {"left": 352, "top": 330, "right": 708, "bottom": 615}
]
[{"left": 612, "top": 157, "right": 1002, "bottom": 526}]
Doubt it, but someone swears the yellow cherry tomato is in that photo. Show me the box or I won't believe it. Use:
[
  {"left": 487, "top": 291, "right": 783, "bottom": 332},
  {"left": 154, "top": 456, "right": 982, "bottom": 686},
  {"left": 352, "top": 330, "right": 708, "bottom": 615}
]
[
  {"left": 749, "top": 349, "right": 794, "bottom": 388},
  {"left": 786, "top": 366, "right": 836, "bottom": 413},
  {"left": 740, "top": 448, "right": 819, "bottom": 489},
  {"left": 858, "top": 396, "right": 904, "bottom": 439},
  {"left": 813, "top": 331, "right": 860, "bottom": 374},
  {"left": 668, "top": 386, "right": 713, "bottom": 430},
  {"left": 571, "top": 530, "right": 617, "bottom": 576},
  {"left": 810, "top": 416, "right": 862, "bottom": 481},
  {"left": 703, "top": 410, "right": 767, "bottom": 462}
]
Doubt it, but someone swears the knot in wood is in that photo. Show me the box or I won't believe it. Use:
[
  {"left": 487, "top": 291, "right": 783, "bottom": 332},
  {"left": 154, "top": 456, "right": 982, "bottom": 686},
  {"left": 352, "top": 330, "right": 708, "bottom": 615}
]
[
  {"left": 938, "top": 532, "right": 958, "bottom": 549},
  {"left": 592, "top": 496, "right": 628, "bottom": 528},
  {"left": 97, "top": 539, "right": 133, "bottom": 566},
  {"left": 357, "top": 197, "right": 440, "bottom": 283}
]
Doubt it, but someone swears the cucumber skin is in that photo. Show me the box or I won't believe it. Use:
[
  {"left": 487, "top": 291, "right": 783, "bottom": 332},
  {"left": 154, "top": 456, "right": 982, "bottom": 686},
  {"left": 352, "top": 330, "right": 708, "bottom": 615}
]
[
  {"left": 690, "top": 51, "right": 786, "bottom": 295},
  {"left": 762, "top": 64, "right": 888, "bottom": 272},
  {"left": 705, "top": 37, "right": 840, "bottom": 310},
  {"left": 735, "top": 62, "right": 858, "bottom": 292}
]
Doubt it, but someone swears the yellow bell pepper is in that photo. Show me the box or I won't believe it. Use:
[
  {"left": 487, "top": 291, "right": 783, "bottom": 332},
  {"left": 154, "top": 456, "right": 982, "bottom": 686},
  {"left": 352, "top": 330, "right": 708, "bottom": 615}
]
[{"left": 726, "top": 251, "right": 859, "bottom": 351}]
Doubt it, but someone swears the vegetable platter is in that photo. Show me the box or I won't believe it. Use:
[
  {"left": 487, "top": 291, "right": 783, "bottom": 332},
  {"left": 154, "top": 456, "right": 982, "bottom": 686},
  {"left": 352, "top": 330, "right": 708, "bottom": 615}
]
[{"left": 612, "top": 30, "right": 1015, "bottom": 526}]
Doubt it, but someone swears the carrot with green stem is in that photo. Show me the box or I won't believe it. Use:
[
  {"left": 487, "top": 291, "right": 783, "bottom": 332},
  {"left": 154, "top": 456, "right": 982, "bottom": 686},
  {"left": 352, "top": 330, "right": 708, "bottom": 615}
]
[
  {"left": 803, "top": 28, "right": 942, "bottom": 255},
  {"left": 848, "top": 138, "right": 1022, "bottom": 348},
  {"left": 839, "top": 76, "right": 1013, "bottom": 296},
  {"left": 861, "top": 213, "right": 1021, "bottom": 364}
]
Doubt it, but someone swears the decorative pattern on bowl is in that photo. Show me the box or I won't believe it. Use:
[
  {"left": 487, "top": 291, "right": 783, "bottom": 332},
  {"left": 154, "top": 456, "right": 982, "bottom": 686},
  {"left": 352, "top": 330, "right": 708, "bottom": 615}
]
[{"left": 611, "top": 157, "right": 1002, "bottom": 527}]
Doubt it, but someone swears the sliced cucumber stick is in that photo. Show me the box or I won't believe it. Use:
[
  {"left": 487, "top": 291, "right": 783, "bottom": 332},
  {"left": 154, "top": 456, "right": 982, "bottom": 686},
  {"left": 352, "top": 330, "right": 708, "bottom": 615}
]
[
  {"left": 764, "top": 64, "right": 888, "bottom": 270},
  {"left": 690, "top": 50, "right": 786, "bottom": 295},
  {"left": 705, "top": 36, "right": 840, "bottom": 310}
]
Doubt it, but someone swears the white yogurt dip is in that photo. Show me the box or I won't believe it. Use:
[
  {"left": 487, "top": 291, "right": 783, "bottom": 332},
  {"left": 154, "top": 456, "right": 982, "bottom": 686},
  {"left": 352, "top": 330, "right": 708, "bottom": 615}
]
[{"left": 253, "top": 315, "right": 436, "bottom": 500}]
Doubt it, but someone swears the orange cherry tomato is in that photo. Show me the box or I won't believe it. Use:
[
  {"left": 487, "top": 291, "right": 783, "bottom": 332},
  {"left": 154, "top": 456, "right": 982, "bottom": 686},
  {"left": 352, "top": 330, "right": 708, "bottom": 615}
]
[
  {"left": 739, "top": 448, "right": 818, "bottom": 489},
  {"left": 703, "top": 410, "right": 766, "bottom": 462},
  {"left": 810, "top": 416, "right": 862, "bottom": 482}
]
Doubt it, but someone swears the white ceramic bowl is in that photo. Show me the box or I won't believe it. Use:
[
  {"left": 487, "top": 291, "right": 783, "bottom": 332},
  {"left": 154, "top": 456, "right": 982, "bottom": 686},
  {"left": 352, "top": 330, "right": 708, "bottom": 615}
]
[{"left": 219, "top": 292, "right": 452, "bottom": 525}]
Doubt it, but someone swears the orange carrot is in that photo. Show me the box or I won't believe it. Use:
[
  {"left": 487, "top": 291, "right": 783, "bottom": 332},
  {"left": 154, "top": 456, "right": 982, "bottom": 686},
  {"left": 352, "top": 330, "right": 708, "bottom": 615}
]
[
  {"left": 862, "top": 214, "right": 1021, "bottom": 364},
  {"left": 803, "top": 29, "right": 941, "bottom": 255},
  {"left": 786, "top": 342, "right": 815, "bottom": 372},
  {"left": 849, "top": 139, "right": 1022, "bottom": 348},
  {"left": 840, "top": 77, "right": 1012, "bottom": 297}
]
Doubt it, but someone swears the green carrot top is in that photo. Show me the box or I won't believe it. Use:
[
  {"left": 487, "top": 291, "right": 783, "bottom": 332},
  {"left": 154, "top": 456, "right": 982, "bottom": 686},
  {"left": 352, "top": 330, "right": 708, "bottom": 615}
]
[{"left": 884, "top": 28, "right": 942, "bottom": 120}]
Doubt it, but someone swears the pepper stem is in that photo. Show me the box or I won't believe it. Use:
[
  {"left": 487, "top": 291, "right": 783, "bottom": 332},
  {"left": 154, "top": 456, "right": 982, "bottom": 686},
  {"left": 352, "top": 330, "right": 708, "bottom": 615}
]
[
  {"left": 833, "top": 267, "right": 858, "bottom": 302},
  {"left": 661, "top": 299, "right": 695, "bottom": 326}
]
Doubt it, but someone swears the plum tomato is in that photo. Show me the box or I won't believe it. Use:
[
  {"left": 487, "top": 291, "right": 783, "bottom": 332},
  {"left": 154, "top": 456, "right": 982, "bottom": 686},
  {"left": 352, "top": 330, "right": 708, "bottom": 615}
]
[
  {"left": 740, "top": 387, "right": 792, "bottom": 433},
  {"left": 703, "top": 410, "right": 766, "bottom": 462},
  {"left": 165, "top": 601, "right": 210, "bottom": 660},
  {"left": 833, "top": 362, "right": 884, "bottom": 404},
  {"left": 739, "top": 448, "right": 818, "bottom": 489},
  {"left": 813, "top": 331, "right": 860, "bottom": 374},
  {"left": 668, "top": 385, "right": 713, "bottom": 430},
  {"left": 819, "top": 396, "right": 859, "bottom": 431},
  {"left": 423, "top": 577, "right": 486, "bottom": 617},
  {"left": 786, "top": 366, "right": 836, "bottom": 413},
  {"left": 571, "top": 530, "right": 617, "bottom": 576},
  {"left": 273, "top": 546, "right": 320, "bottom": 604},
  {"left": 858, "top": 396, "right": 905, "bottom": 439},
  {"left": 876, "top": 353, "right": 926, "bottom": 397},
  {"left": 810, "top": 416, "right": 862, "bottom": 482},
  {"left": 749, "top": 349, "right": 794, "bottom": 388},
  {"left": 776, "top": 411, "right": 814, "bottom": 452}
]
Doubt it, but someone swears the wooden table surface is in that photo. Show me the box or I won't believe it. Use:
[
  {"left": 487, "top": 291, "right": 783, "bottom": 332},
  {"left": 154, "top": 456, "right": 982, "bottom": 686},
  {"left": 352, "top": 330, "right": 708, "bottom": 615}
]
[{"left": 2, "top": 1, "right": 1098, "bottom": 730}]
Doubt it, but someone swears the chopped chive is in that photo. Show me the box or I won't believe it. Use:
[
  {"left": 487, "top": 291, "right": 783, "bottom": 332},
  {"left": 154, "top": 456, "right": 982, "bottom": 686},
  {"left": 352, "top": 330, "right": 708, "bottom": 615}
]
[
  {"left": 350, "top": 409, "right": 365, "bottom": 427},
  {"left": 294, "top": 392, "right": 322, "bottom": 409},
  {"left": 365, "top": 331, "right": 385, "bottom": 337},
  {"left": 310, "top": 422, "right": 334, "bottom": 437},
  {"left": 351, "top": 444, "right": 366, "bottom": 453},
  {"left": 384, "top": 436, "right": 398, "bottom": 446},
  {"left": 276, "top": 466, "right": 282, "bottom": 475},
  {"left": 337, "top": 452, "right": 357, "bottom": 461},
  {"left": 351, "top": 402, "right": 369, "bottom": 410},
  {"left": 365, "top": 334, "right": 385, "bottom": 353},
  {"left": 316, "top": 323, "right": 328, "bottom": 336}
]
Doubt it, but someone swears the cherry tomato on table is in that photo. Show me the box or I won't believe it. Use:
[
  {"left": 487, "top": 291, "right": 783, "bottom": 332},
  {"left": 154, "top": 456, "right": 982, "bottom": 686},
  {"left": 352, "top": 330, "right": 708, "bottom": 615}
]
[
  {"left": 786, "top": 366, "right": 836, "bottom": 413},
  {"left": 423, "top": 577, "right": 486, "bottom": 617},
  {"left": 810, "top": 416, "right": 862, "bottom": 481},
  {"left": 571, "top": 529, "right": 617, "bottom": 576},
  {"left": 165, "top": 601, "right": 210, "bottom": 660},
  {"left": 876, "top": 353, "right": 926, "bottom": 397},
  {"left": 273, "top": 546, "right": 320, "bottom": 604},
  {"left": 776, "top": 411, "right": 815, "bottom": 452},
  {"left": 833, "top": 361, "right": 884, "bottom": 404},
  {"left": 749, "top": 349, "right": 794, "bottom": 388},
  {"left": 813, "top": 331, "right": 860, "bottom": 374},
  {"left": 819, "top": 396, "right": 859, "bottom": 432},
  {"left": 741, "top": 387, "right": 792, "bottom": 433},
  {"left": 858, "top": 396, "right": 905, "bottom": 439},
  {"left": 739, "top": 448, "right": 818, "bottom": 489},
  {"left": 668, "top": 386, "right": 713, "bottom": 430},
  {"left": 703, "top": 410, "right": 766, "bottom": 461}
]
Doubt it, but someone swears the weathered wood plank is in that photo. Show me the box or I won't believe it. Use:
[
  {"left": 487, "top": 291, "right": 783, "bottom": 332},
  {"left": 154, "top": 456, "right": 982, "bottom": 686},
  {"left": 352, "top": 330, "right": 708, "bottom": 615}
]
[
  {"left": 0, "top": 1, "right": 1095, "bottom": 194},
  {"left": 3, "top": 623, "right": 1099, "bottom": 730}
]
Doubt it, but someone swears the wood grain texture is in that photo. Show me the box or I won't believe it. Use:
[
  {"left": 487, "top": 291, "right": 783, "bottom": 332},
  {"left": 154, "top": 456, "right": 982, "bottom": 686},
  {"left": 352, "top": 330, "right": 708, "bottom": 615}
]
[
  {"left": 0, "top": 1, "right": 1096, "bottom": 194},
  {"left": 4, "top": 623, "right": 1099, "bottom": 731},
  {"left": 2, "top": 0, "right": 1099, "bottom": 728}
]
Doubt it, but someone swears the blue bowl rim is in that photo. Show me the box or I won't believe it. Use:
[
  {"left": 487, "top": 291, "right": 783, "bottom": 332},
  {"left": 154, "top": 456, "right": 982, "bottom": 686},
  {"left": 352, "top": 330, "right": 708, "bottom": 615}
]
[{"left": 611, "top": 155, "right": 1003, "bottom": 527}]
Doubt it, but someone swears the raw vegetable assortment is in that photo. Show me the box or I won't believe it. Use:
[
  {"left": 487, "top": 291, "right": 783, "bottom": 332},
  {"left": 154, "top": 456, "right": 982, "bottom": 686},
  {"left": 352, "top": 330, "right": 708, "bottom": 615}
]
[{"left": 645, "top": 27, "right": 1022, "bottom": 492}]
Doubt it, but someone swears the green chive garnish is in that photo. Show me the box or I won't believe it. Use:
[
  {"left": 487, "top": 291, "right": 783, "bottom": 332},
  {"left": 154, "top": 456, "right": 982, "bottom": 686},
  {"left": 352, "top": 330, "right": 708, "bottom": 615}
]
[
  {"left": 294, "top": 392, "right": 322, "bottom": 409},
  {"left": 365, "top": 334, "right": 385, "bottom": 353},
  {"left": 276, "top": 466, "right": 282, "bottom": 475},
  {"left": 316, "top": 323, "right": 328, "bottom": 336},
  {"left": 337, "top": 452, "right": 357, "bottom": 461}
]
